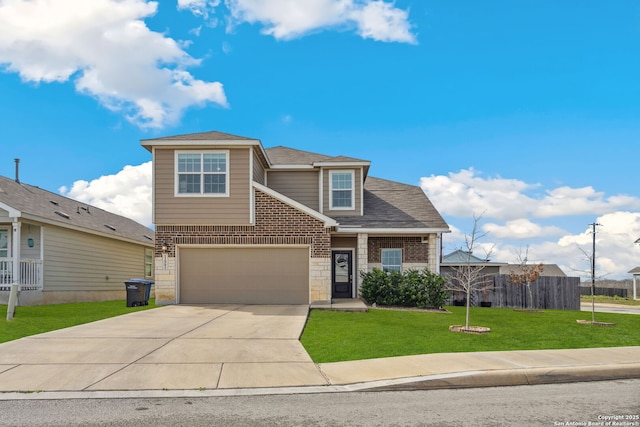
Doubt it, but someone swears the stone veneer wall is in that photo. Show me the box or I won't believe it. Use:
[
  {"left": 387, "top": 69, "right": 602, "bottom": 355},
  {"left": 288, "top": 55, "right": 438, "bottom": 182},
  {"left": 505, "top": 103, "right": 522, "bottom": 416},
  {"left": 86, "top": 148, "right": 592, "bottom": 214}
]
[{"left": 154, "top": 190, "right": 332, "bottom": 305}]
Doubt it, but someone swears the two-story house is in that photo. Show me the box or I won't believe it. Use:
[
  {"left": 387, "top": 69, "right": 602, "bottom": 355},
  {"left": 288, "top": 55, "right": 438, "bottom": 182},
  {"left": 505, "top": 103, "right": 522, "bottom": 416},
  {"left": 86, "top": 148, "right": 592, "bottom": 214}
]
[{"left": 142, "top": 131, "right": 449, "bottom": 305}]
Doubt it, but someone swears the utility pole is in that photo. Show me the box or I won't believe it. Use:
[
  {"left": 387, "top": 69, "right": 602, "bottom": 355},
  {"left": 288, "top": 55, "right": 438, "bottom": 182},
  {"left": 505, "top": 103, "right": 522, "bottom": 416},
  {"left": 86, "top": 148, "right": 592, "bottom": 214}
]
[{"left": 589, "top": 222, "right": 602, "bottom": 323}]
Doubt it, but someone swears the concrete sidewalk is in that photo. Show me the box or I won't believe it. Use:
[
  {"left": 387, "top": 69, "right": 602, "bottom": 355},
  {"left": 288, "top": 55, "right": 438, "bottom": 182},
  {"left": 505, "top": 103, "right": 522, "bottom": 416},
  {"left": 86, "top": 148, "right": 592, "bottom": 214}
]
[{"left": 0, "top": 305, "right": 639, "bottom": 398}]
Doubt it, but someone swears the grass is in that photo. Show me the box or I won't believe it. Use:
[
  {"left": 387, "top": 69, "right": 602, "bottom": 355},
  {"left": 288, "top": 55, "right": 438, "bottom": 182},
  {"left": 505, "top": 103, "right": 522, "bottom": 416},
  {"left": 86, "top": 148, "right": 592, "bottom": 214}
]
[
  {"left": 580, "top": 295, "right": 640, "bottom": 306},
  {"left": 0, "top": 299, "right": 157, "bottom": 344},
  {"left": 300, "top": 306, "right": 640, "bottom": 363}
]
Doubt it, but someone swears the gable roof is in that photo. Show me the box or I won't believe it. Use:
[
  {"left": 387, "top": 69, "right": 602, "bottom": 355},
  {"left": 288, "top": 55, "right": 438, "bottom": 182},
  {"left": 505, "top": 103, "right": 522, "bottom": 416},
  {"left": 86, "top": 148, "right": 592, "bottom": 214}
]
[
  {"left": 441, "top": 249, "right": 507, "bottom": 266},
  {"left": 443, "top": 250, "right": 490, "bottom": 264},
  {"left": 265, "top": 146, "right": 369, "bottom": 166},
  {"left": 332, "top": 176, "right": 449, "bottom": 231},
  {"left": 140, "top": 130, "right": 263, "bottom": 154},
  {"left": 143, "top": 130, "right": 255, "bottom": 141},
  {"left": 628, "top": 266, "right": 640, "bottom": 274},
  {"left": 499, "top": 264, "right": 567, "bottom": 277},
  {"left": 0, "top": 175, "right": 154, "bottom": 246}
]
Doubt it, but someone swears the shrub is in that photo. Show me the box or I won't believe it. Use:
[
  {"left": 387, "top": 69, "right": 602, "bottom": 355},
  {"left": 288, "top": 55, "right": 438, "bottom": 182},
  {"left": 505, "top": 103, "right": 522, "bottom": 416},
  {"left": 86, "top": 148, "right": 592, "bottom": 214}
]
[{"left": 359, "top": 268, "right": 447, "bottom": 309}]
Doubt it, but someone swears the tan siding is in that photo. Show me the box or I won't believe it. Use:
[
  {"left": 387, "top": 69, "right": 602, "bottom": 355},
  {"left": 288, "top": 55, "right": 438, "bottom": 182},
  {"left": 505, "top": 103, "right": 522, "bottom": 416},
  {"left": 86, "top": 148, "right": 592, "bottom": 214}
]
[
  {"left": 42, "top": 225, "right": 147, "bottom": 291},
  {"left": 266, "top": 170, "right": 319, "bottom": 210},
  {"left": 20, "top": 223, "right": 41, "bottom": 259},
  {"left": 154, "top": 148, "right": 251, "bottom": 225},
  {"left": 252, "top": 147, "right": 266, "bottom": 184},
  {"left": 322, "top": 168, "right": 362, "bottom": 216}
]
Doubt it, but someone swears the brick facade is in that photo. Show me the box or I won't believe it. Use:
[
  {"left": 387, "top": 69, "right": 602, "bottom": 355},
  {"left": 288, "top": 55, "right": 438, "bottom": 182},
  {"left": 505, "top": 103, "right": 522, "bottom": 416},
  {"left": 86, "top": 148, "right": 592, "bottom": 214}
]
[
  {"left": 155, "top": 190, "right": 331, "bottom": 258},
  {"left": 367, "top": 236, "right": 429, "bottom": 263}
]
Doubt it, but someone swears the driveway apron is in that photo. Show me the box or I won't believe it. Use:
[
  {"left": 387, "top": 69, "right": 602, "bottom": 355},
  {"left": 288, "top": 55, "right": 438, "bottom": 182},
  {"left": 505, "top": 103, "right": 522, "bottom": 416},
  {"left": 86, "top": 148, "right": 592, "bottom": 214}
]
[{"left": 0, "top": 305, "right": 328, "bottom": 392}]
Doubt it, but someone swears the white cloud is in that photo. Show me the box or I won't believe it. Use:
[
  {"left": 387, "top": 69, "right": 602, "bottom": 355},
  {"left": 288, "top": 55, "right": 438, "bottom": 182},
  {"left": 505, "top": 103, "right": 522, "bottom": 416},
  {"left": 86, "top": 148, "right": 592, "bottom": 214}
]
[
  {"left": 421, "top": 168, "right": 640, "bottom": 221},
  {"left": 177, "top": 0, "right": 220, "bottom": 25},
  {"left": 420, "top": 168, "right": 538, "bottom": 220},
  {"left": 351, "top": 1, "right": 415, "bottom": 43},
  {"left": 0, "top": 0, "right": 227, "bottom": 129},
  {"left": 60, "top": 162, "right": 153, "bottom": 227},
  {"left": 222, "top": 0, "right": 416, "bottom": 43},
  {"left": 483, "top": 219, "right": 566, "bottom": 240}
]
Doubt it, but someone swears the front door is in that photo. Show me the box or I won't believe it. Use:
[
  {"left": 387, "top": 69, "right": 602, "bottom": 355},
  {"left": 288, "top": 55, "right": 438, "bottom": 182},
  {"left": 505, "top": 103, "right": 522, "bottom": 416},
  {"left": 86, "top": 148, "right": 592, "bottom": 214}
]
[{"left": 332, "top": 250, "right": 353, "bottom": 298}]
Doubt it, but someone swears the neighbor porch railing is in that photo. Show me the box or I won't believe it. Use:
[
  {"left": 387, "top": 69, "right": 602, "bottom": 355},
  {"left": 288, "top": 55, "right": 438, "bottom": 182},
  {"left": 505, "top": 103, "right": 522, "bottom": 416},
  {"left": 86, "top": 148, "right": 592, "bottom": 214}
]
[{"left": 0, "top": 258, "right": 43, "bottom": 289}]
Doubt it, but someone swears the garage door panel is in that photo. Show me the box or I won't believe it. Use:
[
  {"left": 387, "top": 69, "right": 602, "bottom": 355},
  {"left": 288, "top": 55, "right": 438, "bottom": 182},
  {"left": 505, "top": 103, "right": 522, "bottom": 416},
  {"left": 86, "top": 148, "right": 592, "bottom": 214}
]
[{"left": 179, "top": 247, "right": 309, "bottom": 304}]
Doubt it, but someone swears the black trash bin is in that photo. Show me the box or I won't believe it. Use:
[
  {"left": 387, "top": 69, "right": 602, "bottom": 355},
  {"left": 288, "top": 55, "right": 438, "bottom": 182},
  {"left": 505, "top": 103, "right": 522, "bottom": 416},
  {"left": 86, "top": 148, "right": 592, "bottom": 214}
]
[{"left": 125, "top": 278, "right": 154, "bottom": 307}]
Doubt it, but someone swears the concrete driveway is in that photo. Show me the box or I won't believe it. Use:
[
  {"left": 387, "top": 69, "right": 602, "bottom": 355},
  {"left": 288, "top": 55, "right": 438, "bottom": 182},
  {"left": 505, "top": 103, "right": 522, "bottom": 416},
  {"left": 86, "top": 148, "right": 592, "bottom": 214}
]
[{"left": 0, "top": 305, "right": 328, "bottom": 392}]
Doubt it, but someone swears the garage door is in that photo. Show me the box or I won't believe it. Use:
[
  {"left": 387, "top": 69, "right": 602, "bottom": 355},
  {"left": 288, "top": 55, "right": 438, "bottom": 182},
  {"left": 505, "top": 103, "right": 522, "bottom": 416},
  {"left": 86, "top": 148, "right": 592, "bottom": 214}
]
[{"left": 179, "top": 247, "right": 309, "bottom": 304}]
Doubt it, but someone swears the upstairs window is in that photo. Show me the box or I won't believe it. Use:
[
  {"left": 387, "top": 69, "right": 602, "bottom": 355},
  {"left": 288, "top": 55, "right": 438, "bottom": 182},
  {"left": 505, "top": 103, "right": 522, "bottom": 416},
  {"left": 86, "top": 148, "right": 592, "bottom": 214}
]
[
  {"left": 176, "top": 151, "right": 228, "bottom": 196},
  {"left": 330, "top": 170, "right": 354, "bottom": 210},
  {"left": 382, "top": 248, "right": 402, "bottom": 272}
]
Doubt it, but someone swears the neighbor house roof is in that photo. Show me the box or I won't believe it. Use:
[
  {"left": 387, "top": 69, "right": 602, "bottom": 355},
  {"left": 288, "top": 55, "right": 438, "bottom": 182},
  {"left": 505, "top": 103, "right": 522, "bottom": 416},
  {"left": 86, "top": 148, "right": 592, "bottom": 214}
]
[
  {"left": 332, "top": 176, "right": 449, "bottom": 231},
  {"left": 499, "top": 264, "right": 567, "bottom": 277},
  {"left": 441, "top": 249, "right": 507, "bottom": 267},
  {"left": 0, "top": 175, "right": 154, "bottom": 246}
]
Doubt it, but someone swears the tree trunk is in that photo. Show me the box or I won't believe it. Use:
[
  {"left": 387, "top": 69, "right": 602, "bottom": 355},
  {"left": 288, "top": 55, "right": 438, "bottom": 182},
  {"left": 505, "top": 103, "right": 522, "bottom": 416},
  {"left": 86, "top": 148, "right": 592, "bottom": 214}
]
[
  {"left": 465, "top": 287, "right": 471, "bottom": 329},
  {"left": 527, "top": 281, "right": 533, "bottom": 309}
]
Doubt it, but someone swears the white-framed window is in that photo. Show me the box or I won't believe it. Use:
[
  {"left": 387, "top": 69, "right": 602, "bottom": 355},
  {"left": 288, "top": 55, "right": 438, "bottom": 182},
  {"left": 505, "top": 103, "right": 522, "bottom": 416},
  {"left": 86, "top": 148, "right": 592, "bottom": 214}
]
[
  {"left": 175, "top": 151, "right": 229, "bottom": 196},
  {"left": 329, "top": 170, "right": 354, "bottom": 210},
  {"left": 382, "top": 248, "right": 402, "bottom": 272},
  {"left": 0, "top": 228, "right": 9, "bottom": 258},
  {"left": 144, "top": 248, "right": 153, "bottom": 278}
]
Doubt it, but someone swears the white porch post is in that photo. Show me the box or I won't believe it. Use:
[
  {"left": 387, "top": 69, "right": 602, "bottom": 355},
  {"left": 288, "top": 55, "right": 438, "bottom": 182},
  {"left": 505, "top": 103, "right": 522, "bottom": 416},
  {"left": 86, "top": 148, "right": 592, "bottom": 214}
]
[
  {"left": 12, "top": 220, "right": 20, "bottom": 284},
  {"left": 634, "top": 274, "right": 637, "bottom": 300}
]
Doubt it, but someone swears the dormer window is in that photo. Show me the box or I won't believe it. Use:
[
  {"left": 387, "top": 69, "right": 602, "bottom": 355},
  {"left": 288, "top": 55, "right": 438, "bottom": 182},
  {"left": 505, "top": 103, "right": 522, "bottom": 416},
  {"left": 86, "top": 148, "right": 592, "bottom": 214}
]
[
  {"left": 175, "top": 151, "right": 229, "bottom": 196},
  {"left": 329, "top": 170, "right": 354, "bottom": 210}
]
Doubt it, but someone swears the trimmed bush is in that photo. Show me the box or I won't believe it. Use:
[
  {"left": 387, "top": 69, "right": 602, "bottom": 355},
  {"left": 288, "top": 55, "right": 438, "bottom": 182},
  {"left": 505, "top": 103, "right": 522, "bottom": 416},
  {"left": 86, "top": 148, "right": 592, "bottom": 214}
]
[{"left": 360, "top": 268, "right": 447, "bottom": 309}]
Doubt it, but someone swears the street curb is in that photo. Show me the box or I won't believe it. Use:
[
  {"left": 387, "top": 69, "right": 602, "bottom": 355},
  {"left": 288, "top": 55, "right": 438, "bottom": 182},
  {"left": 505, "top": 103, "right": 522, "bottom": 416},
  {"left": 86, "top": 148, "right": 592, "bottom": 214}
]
[{"left": 359, "top": 364, "right": 640, "bottom": 391}]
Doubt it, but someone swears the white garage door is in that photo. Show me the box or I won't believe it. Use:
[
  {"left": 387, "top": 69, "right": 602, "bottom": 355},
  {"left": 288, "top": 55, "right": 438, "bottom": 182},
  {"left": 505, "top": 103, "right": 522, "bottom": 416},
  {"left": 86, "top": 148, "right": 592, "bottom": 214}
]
[{"left": 179, "top": 247, "right": 309, "bottom": 304}]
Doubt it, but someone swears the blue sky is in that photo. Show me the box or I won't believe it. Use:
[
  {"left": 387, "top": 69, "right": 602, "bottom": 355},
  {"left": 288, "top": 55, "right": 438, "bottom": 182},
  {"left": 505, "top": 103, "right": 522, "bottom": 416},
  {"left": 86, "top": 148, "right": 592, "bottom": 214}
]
[{"left": 1, "top": 0, "right": 639, "bottom": 279}]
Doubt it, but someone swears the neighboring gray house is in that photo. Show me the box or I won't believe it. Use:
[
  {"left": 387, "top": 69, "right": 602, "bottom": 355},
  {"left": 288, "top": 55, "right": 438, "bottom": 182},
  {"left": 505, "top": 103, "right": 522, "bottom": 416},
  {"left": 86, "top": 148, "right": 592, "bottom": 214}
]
[
  {"left": 0, "top": 174, "right": 154, "bottom": 305},
  {"left": 143, "top": 130, "right": 449, "bottom": 305},
  {"left": 441, "top": 250, "right": 567, "bottom": 278},
  {"left": 440, "top": 250, "right": 508, "bottom": 277}
]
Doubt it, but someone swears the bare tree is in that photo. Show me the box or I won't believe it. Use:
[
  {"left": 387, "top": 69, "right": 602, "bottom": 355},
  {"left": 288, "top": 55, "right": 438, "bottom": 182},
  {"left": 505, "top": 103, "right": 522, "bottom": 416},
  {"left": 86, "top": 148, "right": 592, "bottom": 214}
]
[
  {"left": 445, "top": 214, "right": 494, "bottom": 330},
  {"left": 508, "top": 246, "right": 544, "bottom": 310}
]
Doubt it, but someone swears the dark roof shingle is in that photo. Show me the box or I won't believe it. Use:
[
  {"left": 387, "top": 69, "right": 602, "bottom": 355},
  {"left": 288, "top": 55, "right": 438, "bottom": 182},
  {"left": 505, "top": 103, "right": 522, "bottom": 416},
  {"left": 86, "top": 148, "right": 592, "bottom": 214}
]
[{"left": 331, "top": 176, "right": 449, "bottom": 230}]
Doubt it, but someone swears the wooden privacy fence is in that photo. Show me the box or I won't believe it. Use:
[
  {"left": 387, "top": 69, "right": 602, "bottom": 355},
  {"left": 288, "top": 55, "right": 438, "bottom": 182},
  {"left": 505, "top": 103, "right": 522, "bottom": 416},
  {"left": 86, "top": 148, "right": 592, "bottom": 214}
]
[{"left": 448, "top": 274, "right": 580, "bottom": 310}]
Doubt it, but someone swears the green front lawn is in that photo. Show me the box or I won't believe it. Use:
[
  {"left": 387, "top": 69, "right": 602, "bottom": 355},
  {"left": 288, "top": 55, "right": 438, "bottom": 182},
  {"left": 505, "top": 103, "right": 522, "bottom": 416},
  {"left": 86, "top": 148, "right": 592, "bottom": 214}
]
[
  {"left": 300, "top": 306, "right": 640, "bottom": 363},
  {"left": 0, "top": 299, "right": 157, "bottom": 344}
]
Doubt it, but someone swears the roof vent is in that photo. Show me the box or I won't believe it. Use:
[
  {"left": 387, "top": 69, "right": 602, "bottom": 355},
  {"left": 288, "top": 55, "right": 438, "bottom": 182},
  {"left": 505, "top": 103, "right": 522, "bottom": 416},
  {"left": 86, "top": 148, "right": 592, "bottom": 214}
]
[
  {"left": 14, "top": 158, "right": 20, "bottom": 184},
  {"left": 54, "top": 211, "right": 70, "bottom": 219},
  {"left": 50, "top": 200, "right": 59, "bottom": 206},
  {"left": 143, "top": 235, "right": 153, "bottom": 241},
  {"left": 104, "top": 224, "right": 117, "bottom": 231}
]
